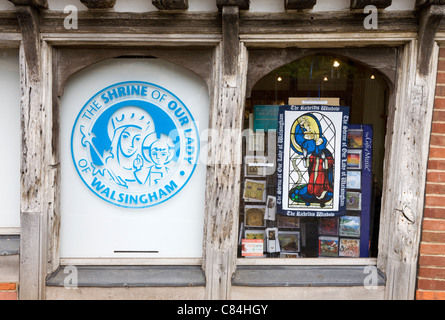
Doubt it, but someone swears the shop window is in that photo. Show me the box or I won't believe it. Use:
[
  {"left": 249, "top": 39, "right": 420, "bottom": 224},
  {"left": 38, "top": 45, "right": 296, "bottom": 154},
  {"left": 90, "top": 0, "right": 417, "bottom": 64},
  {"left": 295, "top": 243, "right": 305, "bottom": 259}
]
[
  {"left": 239, "top": 54, "right": 389, "bottom": 259},
  {"left": 60, "top": 57, "right": 209, "bottom": 260},
  {"left": 0, "top": 49, "right": 20, "bottom": 232}
]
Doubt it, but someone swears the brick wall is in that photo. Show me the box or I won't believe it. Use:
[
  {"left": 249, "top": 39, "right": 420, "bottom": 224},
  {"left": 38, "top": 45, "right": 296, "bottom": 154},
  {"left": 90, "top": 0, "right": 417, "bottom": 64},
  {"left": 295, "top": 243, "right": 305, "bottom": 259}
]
[
  {"left": 416, "top": 48, "right": 445, "bottom": 300},
  {"left": 0, "top": 283, "right": 17, "bottom": 300}
]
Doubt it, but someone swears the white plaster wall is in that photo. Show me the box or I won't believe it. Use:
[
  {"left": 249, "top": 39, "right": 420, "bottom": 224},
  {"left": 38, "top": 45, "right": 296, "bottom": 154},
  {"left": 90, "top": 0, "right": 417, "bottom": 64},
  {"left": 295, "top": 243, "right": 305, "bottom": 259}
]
[{"left": 0, "top": 0, "right": 14, "bottom": 10}]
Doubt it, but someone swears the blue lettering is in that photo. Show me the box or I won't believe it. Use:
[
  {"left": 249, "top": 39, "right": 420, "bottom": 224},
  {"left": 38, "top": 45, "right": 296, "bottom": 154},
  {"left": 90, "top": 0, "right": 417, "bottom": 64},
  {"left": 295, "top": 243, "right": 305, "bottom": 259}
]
[
  {"left": 101, "top": 93, "right": 109, "bottom": 104},
  {"left": 101, "top": 187, "right": 110, "bottom": 197},
  {"left": 129, "top": 194, "right": 138, "bottom": 205},
  {"left": 165, "top": 180, "right": 177, "bottom": 194},
  {"left": 148, "top": 192, "right": 158, "bottom": 202},
  {"left": 107, "top": 88, "right": 118, "bottom": 101},
  {"left": 139, "top": 194, "right": 148, "bottom": 204},
  {"left": 117, "top": 86, "right": 126, "bottom": 97},
  {"left": 91, "top": 177, "right": 105, "bottom": 192}
]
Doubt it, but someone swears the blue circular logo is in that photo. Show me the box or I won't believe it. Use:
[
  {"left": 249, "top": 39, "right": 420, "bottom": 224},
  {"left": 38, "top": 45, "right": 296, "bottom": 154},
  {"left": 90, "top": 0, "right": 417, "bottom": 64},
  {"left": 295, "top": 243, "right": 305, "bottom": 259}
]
[{"left": 71, "top": 81, "right": 200, "bottom": 208}]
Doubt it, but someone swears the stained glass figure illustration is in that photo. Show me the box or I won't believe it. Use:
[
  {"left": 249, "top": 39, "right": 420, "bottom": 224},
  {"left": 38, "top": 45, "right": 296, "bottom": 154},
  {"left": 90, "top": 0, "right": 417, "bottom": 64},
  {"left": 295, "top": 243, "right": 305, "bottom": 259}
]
[
  {"left": 276, "top": 105, "right": 349, "bottom": 217},
  {"left": 288, "top": 113, "right": 335, "bottom": 209}
]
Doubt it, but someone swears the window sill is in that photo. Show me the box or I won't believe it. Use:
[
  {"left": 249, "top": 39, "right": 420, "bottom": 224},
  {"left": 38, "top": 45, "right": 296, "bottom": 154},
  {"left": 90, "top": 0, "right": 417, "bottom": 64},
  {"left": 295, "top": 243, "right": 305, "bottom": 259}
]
[
  {"left": 0, "top": 235, "right": 19, "bottom": 256},
  {"left": 46, "top": 265, "right": 206, "bottom": 287},
  {"left": 232, "top": 265, "right": 385, "bottom": 287}
]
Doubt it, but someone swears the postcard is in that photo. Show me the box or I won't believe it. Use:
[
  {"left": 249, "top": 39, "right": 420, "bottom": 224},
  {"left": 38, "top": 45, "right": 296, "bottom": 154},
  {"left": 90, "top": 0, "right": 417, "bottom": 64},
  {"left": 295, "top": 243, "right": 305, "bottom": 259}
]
[
  {"left": 278, "top": 231, "right": 300, "bottom": 253},
  {"left": 244, "top": 205, "right": 266, "bottom": 227},
  {"left": 318, "top": 217, "right": 339, "bottom": 236},
  {"left": 277, "top": 215, "right": 300, "bottom": 228},
  {"left": 347, "top": 149, "right": 362, "bottom": 170},
  {"left": 265, "top": 195, "right": 277, "bottom": 220},
  {"left": 339, "top": 215, "right": 360, "bottom": 237},
  {"left": 244, "top": 156, "right": 268, "bottom": 177},
  {"left": 244, "top": 229, "right": 266, "bottom": 251},
  {"left": 243, "top": 179, "right": 267, "bottom": 202},
  {"left": 346, "top": 191, "right": 361, "bottom": 211},
  {"left": 318, "top": 236, "right": 339, "bottom": 257},
  {"left": 266, "top": 227, "right": 279, "bottom": 253},
  {"left": 339, "top": 238, "right": 360, "bottom": 257},
  {"left": 346, "top": 171, "right": 361, "bottom": 189},
  {"left": 241, "top": 239, "right": 264, "bottom": 257},
  {"left": 347, "top": 129, "right": 363, "bottom": 148}
]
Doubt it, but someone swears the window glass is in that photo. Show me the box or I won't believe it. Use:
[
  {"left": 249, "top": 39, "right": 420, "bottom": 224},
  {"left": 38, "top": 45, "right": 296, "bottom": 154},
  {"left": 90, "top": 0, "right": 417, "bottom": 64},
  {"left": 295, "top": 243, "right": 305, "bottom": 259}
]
[
  {"left": 239, "top": 55, "right": 389, "bottom": 259},
  {"left": 0, "top": 49, "right": 20, "bottom": 231},
  {"left": 60, "top": 57, "right": 209, "bottom": 259}
]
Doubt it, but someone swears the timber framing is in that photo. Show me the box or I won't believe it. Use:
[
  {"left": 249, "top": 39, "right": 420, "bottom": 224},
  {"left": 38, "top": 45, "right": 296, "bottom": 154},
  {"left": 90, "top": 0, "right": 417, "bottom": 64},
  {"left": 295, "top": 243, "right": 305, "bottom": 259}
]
[
  {"left": 284, "top": 0, "right": 316, "bottom": 10},
  {"left": 8, "top": 0, "right": 47, "bottom": 9},
  {"left": 350, "top": 0, "right": 392, "bottom": 9},
  {"left": 79, "top": 0, "right": 116, "bottom": 9},
  {"left": 152, "top": 0, "right": 189, "bottom": 10},
  {"left": 216, "top": 0, "right": 250, "bottom": 10},
  {"left": 418, "top": 4, "right": 445, "bottom": 76}
]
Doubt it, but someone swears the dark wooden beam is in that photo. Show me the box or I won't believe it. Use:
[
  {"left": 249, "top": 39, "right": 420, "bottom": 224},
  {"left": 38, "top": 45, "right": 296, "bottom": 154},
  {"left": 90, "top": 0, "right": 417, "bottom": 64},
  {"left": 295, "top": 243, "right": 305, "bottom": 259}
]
[
  {"left": 216, "top": 0, "right": 250, "bottom": 11},
  {"left": 350, "top": 0, "right": 392, "bottom": 9},
  {"left": 8, "top": 0, "right": 47, "bottom": 9},
  {"left": 152, "top": 0, "right": 188, "bottom": 10},
  {"left": 284, "top": 0, "right": 316, "bottom": 10},
  {"left": 417, "top": 4, "right": 445, "bottom": 77},
  {"left": 80, "top": 0, "right": 116, "bottom": 9},
  {"left": 417, "top": 0, "right": 445, "bottom": 8}
]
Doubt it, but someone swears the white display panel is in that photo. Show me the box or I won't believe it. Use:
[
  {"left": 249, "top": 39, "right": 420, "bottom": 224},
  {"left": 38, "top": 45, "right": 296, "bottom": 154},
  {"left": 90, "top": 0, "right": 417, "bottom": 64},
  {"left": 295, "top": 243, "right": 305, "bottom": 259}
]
[
  {"left": 0, "top": 49, "right": 20, "bottom": 231},
  {"left": 60, "top": 58, "right": 209, "bottom": 258}
]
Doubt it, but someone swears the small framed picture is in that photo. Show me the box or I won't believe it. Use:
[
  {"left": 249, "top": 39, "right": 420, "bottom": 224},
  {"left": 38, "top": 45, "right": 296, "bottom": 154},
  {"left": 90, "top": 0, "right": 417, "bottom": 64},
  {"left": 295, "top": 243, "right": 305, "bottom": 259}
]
[
  {"left": 278, "top": 231, "right": 300, "bottom": 253},
  {"left": 339, "top": 238, "right": 360, "bottom": 257},
  {"left": 339, "top": 215, "right": 360, "bottom": 237},
  {"left": 243, "top": 179, "right": 267, "bottom": 202},
  {"left": 244, "top": 205, "right": 266, "bottom": 227},
  {"left": 318, "top": 236, "right": 339, "bottom": 257},
  {"left": 348, "top": 129, "right": 363, "bottom": 148},
  {"left": 346, "top": 191, "right": 362, "bottom": 211},
  {"left": 265, "top": 195, "right": 277, "bottom": 220},
  {"left": 347, "top": 149, "right": 362, "bottom": 170},
  {"left": 318, "top": 217, "right": 338, "bottom": 236},
  {"left": 277, "top": 215, "right": 300, "bottom": 228},
  {"left": 346, "top": 171, "right": 361, "bottom": 190},
  {"left": 244, "top": 229, "right": 266, "bottom": 251},
  {"left": 244, "top": 156, "right": 268, "bottom": 177}
]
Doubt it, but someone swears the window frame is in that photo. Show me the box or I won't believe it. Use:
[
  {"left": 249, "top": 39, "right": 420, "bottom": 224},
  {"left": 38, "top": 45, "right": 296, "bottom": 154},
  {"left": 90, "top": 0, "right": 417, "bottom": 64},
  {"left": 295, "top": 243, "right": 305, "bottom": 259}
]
[
  {"left": 44, "top": 39, "right": 221, "bottom": 270},
  {"left": 0, "top": 36, "right": 21, "bottom": 236},
  {"left": 236, "top": 45, "right": 398, "bottom": 267},
  {"left": 229, "top": 34, "right": 437, "bottom": 300}
]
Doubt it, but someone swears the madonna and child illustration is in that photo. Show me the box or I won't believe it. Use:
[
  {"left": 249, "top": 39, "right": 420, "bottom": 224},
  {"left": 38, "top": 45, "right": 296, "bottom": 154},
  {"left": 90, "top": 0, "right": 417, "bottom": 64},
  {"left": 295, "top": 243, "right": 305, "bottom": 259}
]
[
  {"left": 71, "top": 81, "right": 200, "bottom": 209},
  {"left": 277, "top": 105, "right": 349, "bottom": 217}
]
